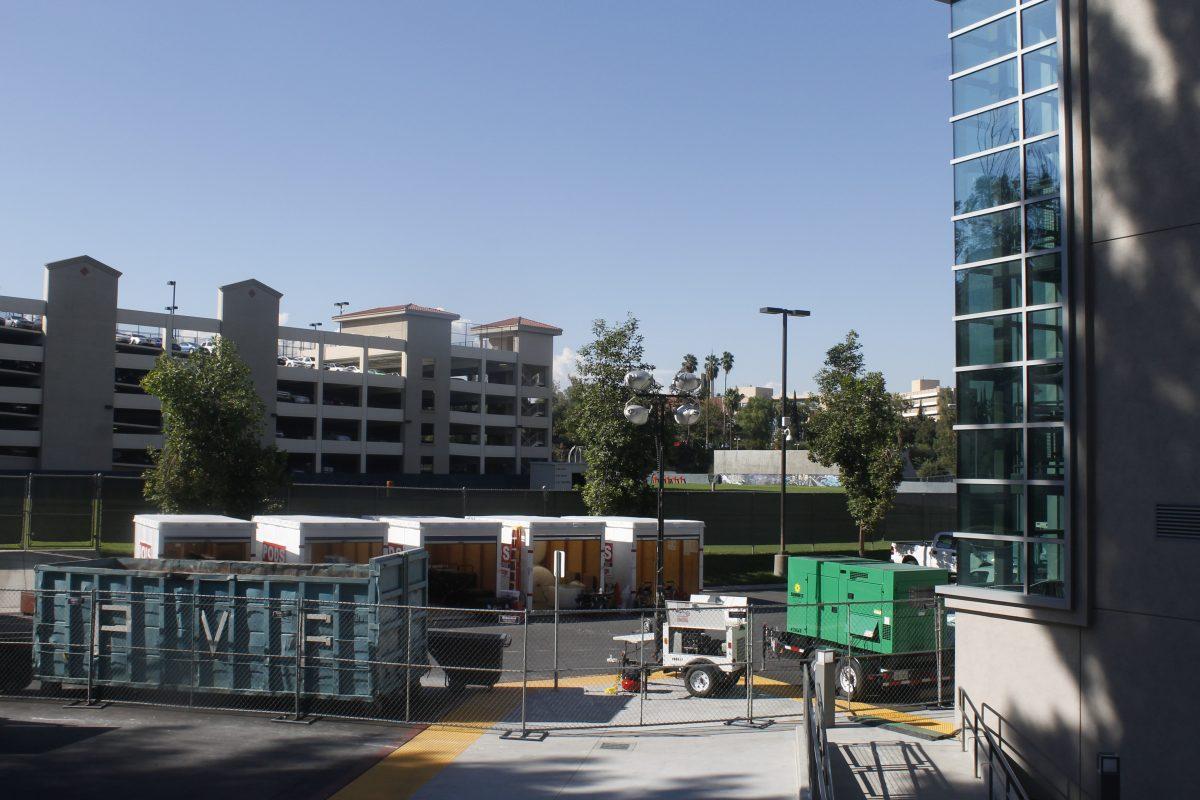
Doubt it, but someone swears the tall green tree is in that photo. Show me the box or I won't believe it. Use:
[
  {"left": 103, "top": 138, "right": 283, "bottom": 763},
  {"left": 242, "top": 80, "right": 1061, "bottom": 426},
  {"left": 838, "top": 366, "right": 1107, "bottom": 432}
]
[
  {"left": 719, "top": 351, "right": 735, "bottom": 448},
  {"left": 563, "top": 316, "right": 656, "bottom": 514},
  {"left": 928, "top": 388, "right": 957, "bottom": 478},
  {"left": 806, "top": 331, "right": 905, "bottom": 556},
  {"left": 681, "top": 353, "right": 698, "bottom": 374},
  {"left": 141, "top": 337, "right": 287, "bottom": 518},
  {"left": 735, "top": 395, "right": 776, "bottom": 450}
]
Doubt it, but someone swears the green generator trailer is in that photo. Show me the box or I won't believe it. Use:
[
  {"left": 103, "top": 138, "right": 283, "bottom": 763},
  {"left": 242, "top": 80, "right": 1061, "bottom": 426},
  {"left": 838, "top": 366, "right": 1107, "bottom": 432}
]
[{"left": 765, "top": 556, "right": 952, "bottom": 699}]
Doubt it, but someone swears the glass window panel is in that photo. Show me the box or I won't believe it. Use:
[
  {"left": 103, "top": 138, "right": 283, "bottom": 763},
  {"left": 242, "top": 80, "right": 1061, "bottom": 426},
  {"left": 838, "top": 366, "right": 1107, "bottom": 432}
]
[
  {"left": 1025, "top": 137, "right": 1060, "bottom": 199},
  {"left": 1028, "top": 307, "right": 1063, "bottom": 359},
  {"left": 959, "top": 483, "right": 1025, "bottom": 536},
  {"left": 1026, "top": 198, "right": 1062, "bottom": 251},
  {"left": 955, "top": 149, "right": 1021, "bottom": 214},
  {"left": 955, "top": 207, "right": 1022, "bottom": 264},
  {"left": 954, "top": 105, "right": 1020, "bottom": 159},
  {"left": 1029, "top": 541, "right": 1065, "bottom": 597},
  {"left": 957, "top": 538, "right": 1025, "bottom": 592},
  {"left": 1025, "top": 90, "right": 1059, "bottom": 137},
  {"left": 957, "top": 313, "right": 1023, "bottom": 366},
  {"left": 1021, "top": 1, "right": 1058, "bottom": 47},
  {"left": 1028, "top": 253, "right": 1062, "bottom": 305},
  {"left": 952, "top": 0, "right": 1015, "bottom": 32},
  {"left": 1029, "top": 426, "right": 1065, "bottom": 479},
  {"left": 953, "top": 15, "right": 1018, "bottom": 72},
  {"left": 956, "top": 260, "right": 1022, "bottom": 315},
  {"left": 958, "top": 367, "right": 1023, "bottom": 424},
  {"left": 1028, "top": 364, "right": 1064, "bottom": 422},
  {"left": 1023, "top": 43, "right": 1059, "bottom": 92},
  {"left": 1030, "top": 485, "right": 1065, "bottom": 537},
  {"left": 959, "top": 429, "right": 1024, "bottom": 480},
  {"left": 953, "top": 59, "right": 1019, "bottom": 115}
]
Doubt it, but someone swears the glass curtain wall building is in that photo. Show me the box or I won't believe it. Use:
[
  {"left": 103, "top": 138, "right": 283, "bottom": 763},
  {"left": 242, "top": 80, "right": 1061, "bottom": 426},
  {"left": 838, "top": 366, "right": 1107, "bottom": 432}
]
[{"left": 949, "top": 0, "right": 1066, "bottom": 600}]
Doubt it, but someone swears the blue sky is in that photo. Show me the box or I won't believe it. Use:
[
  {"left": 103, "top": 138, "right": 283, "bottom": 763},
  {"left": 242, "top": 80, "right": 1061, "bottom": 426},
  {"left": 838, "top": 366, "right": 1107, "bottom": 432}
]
[{"left": 0, "top": 1, "right": 952, "bottom": 394}]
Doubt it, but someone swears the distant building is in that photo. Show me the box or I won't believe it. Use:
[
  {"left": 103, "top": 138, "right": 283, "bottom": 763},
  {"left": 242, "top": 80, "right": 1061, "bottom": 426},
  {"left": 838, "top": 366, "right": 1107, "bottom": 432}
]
[
  {"left": 733, "top": 386, "right": 773, "bottom": 406},
  {"left": 899, "top": 378, "right": 945, "bottom": 420}
]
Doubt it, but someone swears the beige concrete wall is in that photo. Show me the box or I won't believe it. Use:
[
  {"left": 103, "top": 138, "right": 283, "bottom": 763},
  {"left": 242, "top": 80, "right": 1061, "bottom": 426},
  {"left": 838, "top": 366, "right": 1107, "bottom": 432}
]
[
  {"left": 39, "top": 257, "right": 119, "bottom": 471},
  {"left": 401, "top": 315, "right": 452, "bottom": 473},
  {"left": 218, "top": 280, "right": 282, "bottom": 445}
]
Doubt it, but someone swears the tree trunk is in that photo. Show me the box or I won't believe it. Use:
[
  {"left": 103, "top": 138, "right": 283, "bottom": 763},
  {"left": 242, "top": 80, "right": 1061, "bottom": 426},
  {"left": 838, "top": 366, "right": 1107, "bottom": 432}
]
[{"left": 857, "top": 523, "right": 866, "bottom": 558}]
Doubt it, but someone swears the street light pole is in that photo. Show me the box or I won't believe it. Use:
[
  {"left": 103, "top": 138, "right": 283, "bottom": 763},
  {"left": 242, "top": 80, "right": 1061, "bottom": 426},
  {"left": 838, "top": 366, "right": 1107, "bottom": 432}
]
[
  {"left": 166, "top": 280, "right": 178, "bottom": 352},
  {"left": 760, "top": 307, "right": 811, "bottom": 577}
]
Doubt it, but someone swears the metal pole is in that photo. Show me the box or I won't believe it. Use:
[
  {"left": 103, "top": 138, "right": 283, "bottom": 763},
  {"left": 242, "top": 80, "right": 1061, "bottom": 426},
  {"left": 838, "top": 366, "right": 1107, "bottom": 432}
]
[
  {"left": 22, "top": 473, "right": 32, "bottom": 549},
  {"left": 746, "top": 604, "right": 754, "bottom": 724},
  {"left": 189, "top": 593, "right": 198, "bottom": 708},
  {"left": 935, "top": 599, "right": 944, "bottom": 708},
  {"left": 293, "top": 593, "right": 303, "bottom": 721},
  {"left": 461, "top": 486, "right": 467, "bottom": 518},
  {"left": 405, "top": 605, "right": 413, "bottom": 722},
  {"left": 520, "top": 608, "right": 529, "bottom": 736},
  {"left": 773, "top": 315, "right": 788, "bottom": 577},
  {"left": 638, "top": 610, "right": 646, "bottom": 727},
  {"left": 86, "top": 585, "right": 97, "bottom": 705},
  {"left": 552, "top": 573, "right": 559, "bottom": 690},
  {"left": 655, "top": 400, "right": 666, "bottom": 633}
]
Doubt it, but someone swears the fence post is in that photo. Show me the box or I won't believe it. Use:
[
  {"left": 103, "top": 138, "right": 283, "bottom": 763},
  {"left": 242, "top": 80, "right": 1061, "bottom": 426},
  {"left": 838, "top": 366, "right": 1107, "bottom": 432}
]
[
  {"left": 520, "top": 609, "right": 529, "bottom": 736},
  {"left": 935, "top": 598, "right": 944, "bottom": 708},
  {"left": 405, "top": 605, "right": 413, "bottom": 723},
  {"left": 292, "top": 593, "right": 304, "bottom": 721},
  {"left": 189, "top": 593, "right": 198, "bottom": 708},
  {"left": 746, "top": 604, "right": 754, "bottom": 724},
  {"left": 22, "top": 473, "right": 32, "bottom": 549},
  {"left": 91, "top": 473, "right": 102, "bottom": 550},
  {"left": 86, "top": 585, "right": 98, "bottom": 706},
  {"left": 638, "top": 610, "right": 645, "bottom": 727}
]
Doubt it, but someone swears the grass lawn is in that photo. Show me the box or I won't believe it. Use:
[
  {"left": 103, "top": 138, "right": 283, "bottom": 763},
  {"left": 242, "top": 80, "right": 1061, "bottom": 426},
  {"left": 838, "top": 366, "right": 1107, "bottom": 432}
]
[
  {"left": 665, "top": 483, "right": 844, "bottom": 493},
  {"left": 0, "top": 540, "right": 132, "bottom": 556},
  {"left": 704, "top": 542, "right": 892, "bottom": 586}
]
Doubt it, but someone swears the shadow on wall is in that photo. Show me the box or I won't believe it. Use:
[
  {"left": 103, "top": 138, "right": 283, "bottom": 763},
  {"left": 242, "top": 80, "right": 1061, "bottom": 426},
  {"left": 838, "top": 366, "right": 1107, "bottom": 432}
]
[{"left": 974, "top": 1, "right": 1200, "bottom": 798}]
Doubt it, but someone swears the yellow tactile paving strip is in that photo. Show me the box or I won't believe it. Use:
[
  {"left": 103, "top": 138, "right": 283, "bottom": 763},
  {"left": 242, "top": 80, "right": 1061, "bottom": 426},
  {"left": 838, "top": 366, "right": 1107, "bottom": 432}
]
[{"left": 333, "top": 670, "right": 955, "bottom": 799}]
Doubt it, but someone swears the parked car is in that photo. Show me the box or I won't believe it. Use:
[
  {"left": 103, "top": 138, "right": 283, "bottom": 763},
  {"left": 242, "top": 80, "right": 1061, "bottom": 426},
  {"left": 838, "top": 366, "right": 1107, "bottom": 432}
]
[
  {"left": 290, "top": 394, "right": 312, "bottom": 404},
  {"left": 276, "top": 389, "right": 293, "bottom": 402},
  {"left": 200, "top": 338, "right": 217, "bottom": 353},
  {"left": 277, "top": 355, "right": 288, "bottom": 366},
  {"left": 891, "top": 532, "right": 956, "bottom": 576},
  {"left": 115, "top": 331, "right": 133, "bottom": 344},
  {"left": 3, "top": 315, "right": 39, "bottom": 331},
  {"left": 286, "top": 356, "right": 316, "bottom": 369},
  {"left": 178, "top": 342, "right": 198, "bottom": 354}
]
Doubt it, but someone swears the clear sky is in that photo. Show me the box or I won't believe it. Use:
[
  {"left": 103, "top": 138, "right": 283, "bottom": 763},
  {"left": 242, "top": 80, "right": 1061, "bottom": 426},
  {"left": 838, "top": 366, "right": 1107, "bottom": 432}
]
[{"left": 0, "top": 1, "right": 953, "bottom": 395}]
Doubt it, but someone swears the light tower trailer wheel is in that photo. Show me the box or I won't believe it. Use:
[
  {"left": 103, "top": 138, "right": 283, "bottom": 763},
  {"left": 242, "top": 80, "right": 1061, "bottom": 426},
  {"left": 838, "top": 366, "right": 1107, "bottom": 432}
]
[{"left": 683, "top": 664, "right": 720, "bottom": 698}]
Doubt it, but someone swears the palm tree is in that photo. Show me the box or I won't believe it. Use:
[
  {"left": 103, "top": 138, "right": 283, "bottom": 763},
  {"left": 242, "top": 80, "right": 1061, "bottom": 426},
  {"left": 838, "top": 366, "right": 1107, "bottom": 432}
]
[
  {"left": 681, "top": 353, "right": 698, "bottom": 374},
  {"left": 702, "top": 354, "right": 720, "bottom": 448},
  {"left": 720, "top": 351, "right": 734, "bottom": 447}
]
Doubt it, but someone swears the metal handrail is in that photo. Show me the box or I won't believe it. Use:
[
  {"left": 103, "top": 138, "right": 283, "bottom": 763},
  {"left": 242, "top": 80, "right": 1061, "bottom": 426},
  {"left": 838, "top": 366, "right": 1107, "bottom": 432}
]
[
  {"left": 959, "top": 687, "right": 1031, "bottom": 800},
  {"left": 803, "top": 661, "right": 836, "bottom": 799}
]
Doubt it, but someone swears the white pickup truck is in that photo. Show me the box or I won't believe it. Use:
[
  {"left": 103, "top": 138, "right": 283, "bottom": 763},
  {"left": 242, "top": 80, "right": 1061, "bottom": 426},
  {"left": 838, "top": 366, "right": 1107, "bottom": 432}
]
[{"left": 891, "top": 532, "right": 957, "bottom": 576}]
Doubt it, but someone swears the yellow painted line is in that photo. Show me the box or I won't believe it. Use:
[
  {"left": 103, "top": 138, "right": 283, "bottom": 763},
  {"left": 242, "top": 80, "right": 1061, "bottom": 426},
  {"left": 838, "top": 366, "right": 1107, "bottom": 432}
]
[
  {"left": 753, "top": 675, "right": 958, "bottom": 737},
  {"left": 330, "top": 690, "right": 521, "bottom": 800},
  {"left": 495, "top": 670, "right": 673, "bottom": 690}
]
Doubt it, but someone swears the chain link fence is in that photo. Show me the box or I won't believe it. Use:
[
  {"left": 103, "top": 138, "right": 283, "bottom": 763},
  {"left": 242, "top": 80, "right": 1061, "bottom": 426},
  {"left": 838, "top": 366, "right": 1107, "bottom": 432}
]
[
  {"left": 0, "top": 472, "right": 953, "bottom": 552},
  {"left": 0, "top": 587, "right": 952, "bottom": 733}
]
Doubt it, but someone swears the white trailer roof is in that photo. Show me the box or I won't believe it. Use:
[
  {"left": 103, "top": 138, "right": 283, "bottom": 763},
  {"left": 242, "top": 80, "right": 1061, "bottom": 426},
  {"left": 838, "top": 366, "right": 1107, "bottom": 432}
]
[
  {"left": 468, "top": 515, "right": 605, "bottom": 539},
  {"left": 134, "top": 515, "right": 255, "bottom": 538},
  {"left": 563, "top": 516, "right": 704, "bottom": 539},
  {"left": 374, "top": 516, "right": 502, "bottom": 541},
  {"left": 252, "top": 515, "right": 387, "bottom": 538}
]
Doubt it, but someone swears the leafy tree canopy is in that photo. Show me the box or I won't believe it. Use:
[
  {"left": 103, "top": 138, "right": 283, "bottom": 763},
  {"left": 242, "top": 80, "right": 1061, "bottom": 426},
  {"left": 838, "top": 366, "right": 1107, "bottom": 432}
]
[
  {"left": 563, "top": 316, "right": 656, "bottom": 515},
  {"left": 806, "top": 331, "right": 904, "bottom": 556},
  {"left": 141, "top": 337, "right": 287, "bottom": 518}
]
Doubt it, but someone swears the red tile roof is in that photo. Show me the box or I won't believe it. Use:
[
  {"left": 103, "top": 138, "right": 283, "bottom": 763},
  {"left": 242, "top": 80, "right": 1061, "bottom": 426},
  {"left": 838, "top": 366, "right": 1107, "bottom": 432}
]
[
  {"left": 334, "top": 303, "right": 457, "bottom": 320},
  {"left": 471, "top": 316, "right": 562, "bottom": 334}
]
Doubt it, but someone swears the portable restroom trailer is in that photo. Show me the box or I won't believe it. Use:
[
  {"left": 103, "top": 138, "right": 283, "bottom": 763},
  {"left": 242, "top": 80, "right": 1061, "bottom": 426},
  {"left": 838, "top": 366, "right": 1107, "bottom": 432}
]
[
  {"left": 375, "top": 517, "right": 505, "bottom": 607},
  {"left": 469, "top": 516, "right": 606, "bottom": 609},
  {"left": 253, "top": 516, "right": 389, "bottom": 563},
  {"left": 133, "top": 515, "right": 255, "bottom": 560},
  {"left": 567, "top": 517, "right": 705, "bottom": 605},
  {"left": 31, "top": 551, "right": 429, "bottom": 703}
]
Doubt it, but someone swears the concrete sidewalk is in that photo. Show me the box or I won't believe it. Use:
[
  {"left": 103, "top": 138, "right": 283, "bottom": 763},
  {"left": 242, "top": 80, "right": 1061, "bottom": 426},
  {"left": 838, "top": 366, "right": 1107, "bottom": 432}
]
[
  {"left": 406, "top": 722, "right": 805, "bottom": 800},
  {"left": 826, "top": 710, "right": 984, "bottom": 799}
]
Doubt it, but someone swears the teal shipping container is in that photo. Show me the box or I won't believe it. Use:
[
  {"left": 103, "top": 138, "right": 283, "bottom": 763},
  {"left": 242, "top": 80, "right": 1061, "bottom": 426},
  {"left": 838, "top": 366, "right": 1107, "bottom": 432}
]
[{"left": 32, "top": 551, "right": 428, "bottom": 702}]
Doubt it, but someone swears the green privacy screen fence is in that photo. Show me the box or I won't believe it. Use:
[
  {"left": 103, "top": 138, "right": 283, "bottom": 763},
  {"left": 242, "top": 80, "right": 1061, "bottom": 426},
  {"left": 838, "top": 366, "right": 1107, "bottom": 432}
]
[{"left": 0, "top": 473, "right": 954, "bottom": 551}]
